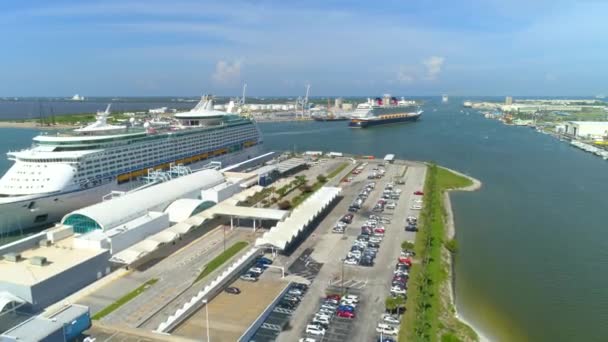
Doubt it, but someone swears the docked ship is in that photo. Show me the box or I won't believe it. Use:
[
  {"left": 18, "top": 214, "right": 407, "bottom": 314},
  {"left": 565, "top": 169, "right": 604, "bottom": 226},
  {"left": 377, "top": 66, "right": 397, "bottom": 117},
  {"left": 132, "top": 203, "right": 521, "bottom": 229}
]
[
  {"left": 348, "top": 95, "right": 422, "bottom": 128},
  {"left": 0, "top": 95, "right": 264, "bottom": 234}
]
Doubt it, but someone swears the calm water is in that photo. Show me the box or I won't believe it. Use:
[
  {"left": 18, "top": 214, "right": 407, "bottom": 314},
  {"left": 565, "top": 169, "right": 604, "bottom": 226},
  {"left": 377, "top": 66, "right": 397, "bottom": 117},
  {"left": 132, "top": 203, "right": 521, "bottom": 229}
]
[
  {"left": 1, "top": 99, "right": 607, "bottom": 341},
  {"left": 0, "top": 98, "right": 198, "bottom": 119}
]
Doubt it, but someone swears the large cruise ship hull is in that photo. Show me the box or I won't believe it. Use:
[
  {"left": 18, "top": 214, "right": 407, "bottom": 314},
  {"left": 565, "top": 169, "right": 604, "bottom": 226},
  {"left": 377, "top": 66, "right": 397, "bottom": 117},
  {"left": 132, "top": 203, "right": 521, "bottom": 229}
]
[
  {"left": 0, "top": 145, "right": 264, "bottom": 235},
  {"left": 349, "top": 112, "right": 422, "bottom": 128}
]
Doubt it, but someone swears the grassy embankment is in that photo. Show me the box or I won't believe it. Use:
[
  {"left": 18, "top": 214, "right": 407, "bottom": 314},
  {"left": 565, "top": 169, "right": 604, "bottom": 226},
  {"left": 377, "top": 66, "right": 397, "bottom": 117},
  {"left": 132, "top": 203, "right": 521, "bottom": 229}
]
[
  {"left": 92, "top": 278, "right": 159, "bottom": 320},
  {"left": 400, "top": 164, "right": 477, "bottom": 342},
  {"left": 193, "top": 241, "right": 249, "bottom": 283}
]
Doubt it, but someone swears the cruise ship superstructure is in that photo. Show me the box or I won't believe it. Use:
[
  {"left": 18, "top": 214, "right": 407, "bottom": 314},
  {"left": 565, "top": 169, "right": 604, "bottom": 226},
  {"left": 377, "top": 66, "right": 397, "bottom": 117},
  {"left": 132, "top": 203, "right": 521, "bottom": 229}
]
[
  {"left": 0, "top": 95, "right": 264, "bottom": 234},
  {"left": 349, "top": 95, "right": 422, "bottom": 128}
]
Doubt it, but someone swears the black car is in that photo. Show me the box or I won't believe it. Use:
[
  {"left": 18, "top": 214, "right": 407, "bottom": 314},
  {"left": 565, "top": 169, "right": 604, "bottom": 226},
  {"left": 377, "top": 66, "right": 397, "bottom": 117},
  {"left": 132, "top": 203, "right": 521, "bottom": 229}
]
[
  {"left": 225, "top": 287, "right": 241, "bottom": 295},
  {"left": 368, "top": 242, "right": 380, "bottom": 248},
  {"left": 278, "top": 301, "right": 297, "bottom": 309},
  {"left": 405, "top": 225, "right": 418, "bottom": 232},
  {"left": 292, "top": 283, "right": 309, "bottom": 291}
]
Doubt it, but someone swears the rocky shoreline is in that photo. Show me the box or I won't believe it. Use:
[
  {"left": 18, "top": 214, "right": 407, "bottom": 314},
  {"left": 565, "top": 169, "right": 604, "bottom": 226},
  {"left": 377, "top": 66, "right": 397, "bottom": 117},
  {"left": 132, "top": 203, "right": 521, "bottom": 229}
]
[{"left": 441, "top": 167, "right": 489, "bottom": 341}]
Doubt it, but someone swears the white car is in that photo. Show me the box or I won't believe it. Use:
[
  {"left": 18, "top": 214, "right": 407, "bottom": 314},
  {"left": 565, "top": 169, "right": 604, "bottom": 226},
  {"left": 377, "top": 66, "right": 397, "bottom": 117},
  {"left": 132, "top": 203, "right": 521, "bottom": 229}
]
[
  {"left": 376, "top": 326, "right": 399, "bottom": 336},
  {"left": 391, "top": 287, "right": 407, "bottom": 295},
  {"left": 312, "top": 316, "right": 330, "bottom": 326},
  {"left": 344, "top": 258, "right": 359, "bottom": 265},
  {"left": 382, "top": 315, "right": 401, "bottom": 325},
  {"left": 410, "top": 205, "right": 422, "bottom": 210},
  {"left": 315, "top": 313, "right": 332, "bottom": 320},
  {"left": 343, "top": 294, "right": 359, "bottom": 302},
  {"left": 299, "top": 338, "right": 317, "bottom": 342},
  {"left": 306, "top": 325, "right": 326, "bottom": 336},
  {"left": 340, "top": 300, "right": 357, "bottom": 308},
  {"left": 249, "top": 267, "right": 264, "bottom": 274}
]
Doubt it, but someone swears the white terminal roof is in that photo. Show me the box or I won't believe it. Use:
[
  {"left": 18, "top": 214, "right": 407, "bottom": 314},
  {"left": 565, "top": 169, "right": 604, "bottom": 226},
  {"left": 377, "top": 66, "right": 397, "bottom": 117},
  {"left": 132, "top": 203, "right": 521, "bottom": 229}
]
[
  {"left": 0, "top": 236, "right": 106, "bottom": 286},
  {"left": 62, "top": 169, "right": 224, "bottom": 231},
  {"left": 111, "top": 186, "right": 288, "bottom": 265},
  {"left": 384, "top": 154, "right": 395, "bottom": 161},
  {"left": 255, "top": 187, "right": 341, "bottom": 250}
]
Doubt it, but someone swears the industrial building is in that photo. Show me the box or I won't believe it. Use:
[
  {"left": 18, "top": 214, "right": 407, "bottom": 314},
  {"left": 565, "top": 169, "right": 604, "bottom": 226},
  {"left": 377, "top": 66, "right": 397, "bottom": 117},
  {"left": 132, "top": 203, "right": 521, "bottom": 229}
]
[
  {"left": 1, "top": 304, "right": 91, "bottom": 342},
  {"left": 563, "top": 121, "right": 608, "bottom": 140}
]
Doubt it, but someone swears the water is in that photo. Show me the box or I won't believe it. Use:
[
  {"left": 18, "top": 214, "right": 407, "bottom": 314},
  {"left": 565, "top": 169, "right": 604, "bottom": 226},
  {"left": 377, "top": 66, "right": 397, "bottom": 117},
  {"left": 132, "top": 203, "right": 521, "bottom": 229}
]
[
  {"left": 0, "top": 98, "right": 199, "bottom": 119},
  {"left": 1, "top": 99, "right": 607, "bottom": 340}
]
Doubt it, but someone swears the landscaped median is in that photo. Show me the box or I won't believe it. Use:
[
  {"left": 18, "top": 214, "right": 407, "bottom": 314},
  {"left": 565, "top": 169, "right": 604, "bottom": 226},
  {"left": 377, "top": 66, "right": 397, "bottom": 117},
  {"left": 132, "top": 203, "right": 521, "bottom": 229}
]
[
  {"left": 193, "top": 241, "right": 249, "bottom": 284},
  {"left": 92, "top": 278, "right": 159, "bottom": 320},
  {"left": 400, "top": 164, "right": 478, "bottom": 342}
]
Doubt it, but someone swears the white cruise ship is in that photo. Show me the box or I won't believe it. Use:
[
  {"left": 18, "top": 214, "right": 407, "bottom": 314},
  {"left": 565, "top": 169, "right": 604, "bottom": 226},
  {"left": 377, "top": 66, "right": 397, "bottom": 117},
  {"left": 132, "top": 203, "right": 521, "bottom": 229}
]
[{"left": 0, "top": 95, "right": 264, "bottom": 234}]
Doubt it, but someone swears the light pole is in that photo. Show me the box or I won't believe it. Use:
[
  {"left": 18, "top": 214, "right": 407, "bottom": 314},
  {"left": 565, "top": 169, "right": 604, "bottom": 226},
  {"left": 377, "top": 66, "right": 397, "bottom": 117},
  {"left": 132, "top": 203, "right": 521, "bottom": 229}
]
[
  {"left": 341, "top": 258, "right": 345, "bottom": 295},
  {"left": 203, "top": 299, "right": 210, "bottom": 342}
]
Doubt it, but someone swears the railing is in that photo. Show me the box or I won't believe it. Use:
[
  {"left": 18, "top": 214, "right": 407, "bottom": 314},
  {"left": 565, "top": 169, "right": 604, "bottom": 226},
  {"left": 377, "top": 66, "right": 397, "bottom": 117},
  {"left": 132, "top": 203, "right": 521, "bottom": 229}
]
[{"left": 155, "top": 247, "right": 261, "bottom": 333}]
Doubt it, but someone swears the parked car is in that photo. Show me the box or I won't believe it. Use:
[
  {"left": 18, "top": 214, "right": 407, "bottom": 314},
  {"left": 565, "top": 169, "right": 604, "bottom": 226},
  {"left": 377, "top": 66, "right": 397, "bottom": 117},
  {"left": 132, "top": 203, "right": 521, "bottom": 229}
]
[
  {"left": 300, "top": 338, "right": 318, "bottom": 342},
  {"left": 410, "top": 205, "right": 422, "bottom": 210},
  {"left": 256, "top": 257, "right": 273, "bottom": 265},
  {"left": 405, "top": 225, "right": 418, "bottom": 232},
  {"left": 312, "top": 317, "right": 330, "bottom": 328},
  {"left": 414, "top": 190, "right": 424, "bottom": 195},
  {"left": 249, "top": 267, "right": 264, "bottom": 274},
  {"left": 306, "top": 324, "right": 326, "bottom": 336},
  {"left": 377, "top": 324, "right": 399, "bottom": 336},
  {"left": 390, "top": 286, "right": 407, "bottom": 295},
  {"left": 225, "top": 287, "right": 241, "bottom": 294},
  {"left": 292, "top": 283, "right": 309, "bottom": 291},
  {"left": 382, "top": 314, "right": 401, "bottom": 325},
  {"left": 342, "top": 294, "right": 359, "bottom": 302},
  {"left": 326, "top": 294, "right": 341, "bottom": 301},
  {"left": 337, "top": 310, "right": 356, "bottom": 318},
  {"left": 240, "top": 274, "right": 257, "bottom": 282},
  {"left": 337, "top": 305, "right": 355, "bottom": 312}
]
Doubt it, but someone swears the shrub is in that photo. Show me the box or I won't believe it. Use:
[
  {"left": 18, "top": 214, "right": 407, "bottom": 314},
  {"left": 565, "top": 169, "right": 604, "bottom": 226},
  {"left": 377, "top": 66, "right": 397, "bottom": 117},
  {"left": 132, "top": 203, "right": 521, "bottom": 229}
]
[
  {"left": 445, "top": 238, "right": 458, "bottom": 253},
  {"left": 278, "top": 200, "right": 292, "bottom": 210},
  {"left": 401, "top": 241, "right": 415, "bottom": 250},
  {"left": 316, "top": 174, "right": 327, "bottom": 183}
]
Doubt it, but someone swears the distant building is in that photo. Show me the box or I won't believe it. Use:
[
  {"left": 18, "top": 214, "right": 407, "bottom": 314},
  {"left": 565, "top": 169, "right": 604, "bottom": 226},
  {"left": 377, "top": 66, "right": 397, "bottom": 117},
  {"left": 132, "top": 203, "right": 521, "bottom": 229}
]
[
  {"left": 505, "top": 96, "right": 513, "bottom": 105},
  {"left": 564, "top": 121, "right": 608, "bottom": 140},
  {"left": 342, "top": 103, "right": 353, "bottom": 111}
]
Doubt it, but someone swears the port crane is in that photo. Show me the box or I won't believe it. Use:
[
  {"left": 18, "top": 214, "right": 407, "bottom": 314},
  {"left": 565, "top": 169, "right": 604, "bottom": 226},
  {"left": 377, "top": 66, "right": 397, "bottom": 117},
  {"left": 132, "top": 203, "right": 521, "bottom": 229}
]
[{"left": 296, "top": 84, "right": 311, "bottom": 119}]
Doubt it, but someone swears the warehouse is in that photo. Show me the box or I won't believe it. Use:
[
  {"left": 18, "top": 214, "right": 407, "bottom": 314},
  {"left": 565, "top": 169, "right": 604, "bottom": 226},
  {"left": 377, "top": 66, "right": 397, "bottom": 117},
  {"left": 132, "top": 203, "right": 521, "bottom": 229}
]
[
  {"left": 1, "top": 304, "right": 91, "bottom": 341},
  {"left": 563, "top": 121, "right": 608, "bottom": 140}
]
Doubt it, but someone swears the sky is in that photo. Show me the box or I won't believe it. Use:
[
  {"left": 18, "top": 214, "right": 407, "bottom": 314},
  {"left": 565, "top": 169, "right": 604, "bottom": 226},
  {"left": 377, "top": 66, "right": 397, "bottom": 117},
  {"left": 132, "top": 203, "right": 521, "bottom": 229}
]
[{"left": 0, "top": 0, "right": 606, "bottom": 97}]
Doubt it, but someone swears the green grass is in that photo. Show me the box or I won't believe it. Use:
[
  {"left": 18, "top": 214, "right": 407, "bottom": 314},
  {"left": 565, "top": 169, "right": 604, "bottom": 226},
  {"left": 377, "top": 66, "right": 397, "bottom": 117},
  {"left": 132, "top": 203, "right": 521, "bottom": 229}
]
[
  {"left": 327, "top": 162, "right": 349, "bottom": 179},
  {"left": 92, "top": 278, "right": 159, "bottom": 320},
  {"left": 436, "top": 167, "right": 473, "bottom": 190},
  {"left": 193, "top": 241, "right": 249, "bottom": 283},
  {"left": 400, "top": 164, "right": 475, "bottom": 342}
]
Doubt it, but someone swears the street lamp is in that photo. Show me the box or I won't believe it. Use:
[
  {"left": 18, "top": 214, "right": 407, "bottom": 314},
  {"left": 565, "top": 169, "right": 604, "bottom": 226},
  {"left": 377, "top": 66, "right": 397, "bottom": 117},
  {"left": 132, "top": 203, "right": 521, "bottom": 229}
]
[
  {"left": 340, "top": 258, "right": 346, "bottom": 295},
  {"left": 203, "top": 299, "right": 210, "bottom": 342}
]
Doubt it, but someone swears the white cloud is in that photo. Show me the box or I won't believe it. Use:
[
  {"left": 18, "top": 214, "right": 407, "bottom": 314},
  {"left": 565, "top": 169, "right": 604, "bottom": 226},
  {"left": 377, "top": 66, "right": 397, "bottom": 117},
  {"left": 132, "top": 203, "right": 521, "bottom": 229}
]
[
  {"left": 397, "top": 66, "right": 416, "bottom": 83},
  {"left": 212, "top": 60, "right": 242, "bottom": 85},
  {"left": 397, "top": 56, "right": 445, "bottom": 83},
  {"left": 423, "top": 56, "right": 445, "bottom": 80}
]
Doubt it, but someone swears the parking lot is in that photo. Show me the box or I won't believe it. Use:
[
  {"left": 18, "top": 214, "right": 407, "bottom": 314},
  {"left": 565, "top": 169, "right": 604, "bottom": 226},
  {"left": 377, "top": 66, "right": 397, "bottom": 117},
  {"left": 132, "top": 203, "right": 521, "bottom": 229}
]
[
  {"left": 172, "top": 256, "right": 289, "bottom": 341},
  {"left": 277, "top": 159, "right": 427, "bottom": 342}
]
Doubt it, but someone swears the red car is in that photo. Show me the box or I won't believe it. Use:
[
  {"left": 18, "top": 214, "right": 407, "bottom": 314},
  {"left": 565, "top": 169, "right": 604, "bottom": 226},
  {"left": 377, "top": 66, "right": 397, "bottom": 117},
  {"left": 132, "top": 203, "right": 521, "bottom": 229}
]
[
  {"left": 374, "top": 227, "right": 385, "bottom": 234},
  {"left": 326, "top": 294, "right": 341, "bottom": 301},
  {"left": 398, "top": 257, "right": 412, "bottom": 266},
  {"left": 337, "top": 310, "right": 356, "bottom": 318},
  {"left": 414, "top": 191, "right": 424, "bottom": 195}
]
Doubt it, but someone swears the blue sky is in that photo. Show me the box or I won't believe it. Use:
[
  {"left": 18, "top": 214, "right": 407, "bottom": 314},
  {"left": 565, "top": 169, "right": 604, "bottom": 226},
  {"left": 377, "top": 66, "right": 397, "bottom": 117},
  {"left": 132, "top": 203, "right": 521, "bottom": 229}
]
[{"left": 0, "top": 0, "right": 606, "bottom": 96}]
